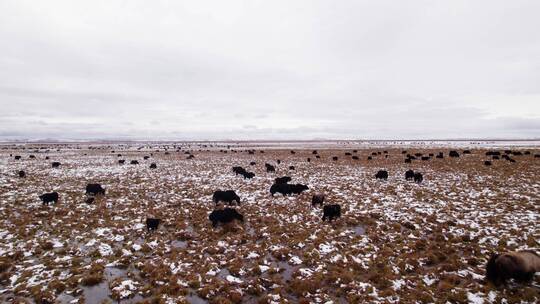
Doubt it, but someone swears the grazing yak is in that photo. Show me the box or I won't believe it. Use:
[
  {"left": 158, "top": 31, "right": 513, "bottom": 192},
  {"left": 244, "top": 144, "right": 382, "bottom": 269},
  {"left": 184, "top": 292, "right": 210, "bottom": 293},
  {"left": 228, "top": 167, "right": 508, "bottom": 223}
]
[
  {"left": 449, "top": 151, "right": 460, "bottom": 158},
  {"left": 213, "top": 190, "right": 241, "bottom": 205},
  {"left": 146, "top": 218, "right": 161, "bottom": 232},
  {"left": 265, "top": 163, "right": 276, "bottom": 173},
  {"left": 312, "top": 194, "right": 325, "bottom": 207},
  {"left": 405, "top": 170, "right": 415, "bottom": 180},
  {"left": 232, "top": 166, "right": 246, "bottom": 175},
  {"left": 275, "top": 176, "right": 292, "bottom": 184},
  {"left": 486, "top": 251, "right": 540, "bottom": 286},
  {"left": 375, "top": 170, "right": 388, "bottom": 180},
  {"left": 421, "top": 156, "right": 430, "bottom": 161},
  {"left": 322, "top": 204, "right": 341, "bottom": 222},
  {"left": 270, "top": 183, "right": 308, "bottom": 196},
  {"left": 241, "top": 171, "right": 255, "bottom": 179},
  {"left": 250, "top": 161, "right": 256, "bottom": 166},
  {"left": 18, "top": 170, "right": 25, "bottom": 178},
  {"left": 436, "top": 152, "right": 444, "bottom": 159},
  {"left": 86, "top": 183, "right": 106, "bottom": 196},
  {"left": 85, "top": 197, "right": 95, "bottom": 204},
  {"left": 130, "top": 160, "right": 139, "bottom": 165},
  {"left": 118, "top": 159, "right": 125, "bottom": 164},
  {"left": 14, "top": 155, "right": 22, "bottom": 160},
  {"left": 51, "top": 162, "right": 61, "bottom": 168},
  {"left": 150, "top": 163, "right": 157, "bottom": 169},
  {"left": 209, "top": 208, "right": 244, "bottom": 227},
  {"left": 332, "top": 156, "right": 338, "bottom": 161},
  {"left": 414, "top": 172, "right": 423, "bottom": 183},
  {"left": 307, "top": 158, "right": 311, "bottom": 162},
  {"left": 352, "top": 156, "right": 359, "bottom": 160},
  {"left": 367, "top": 156, "right": 372, "bottom": 160},
  {"left": 404, "top": 158, "right": 412, "bottom": 163},
  {"left": 484, "top": 161, "right": 492, "bottom": 166},
  {"left": 144, "top": 156, "right": 150, "bottom": 160},
  {"left": 39, "top": 192, "right": 59, "bottom": 205},
  {"left": 289, "top": 166, "right": 295, "bottom": 170}
]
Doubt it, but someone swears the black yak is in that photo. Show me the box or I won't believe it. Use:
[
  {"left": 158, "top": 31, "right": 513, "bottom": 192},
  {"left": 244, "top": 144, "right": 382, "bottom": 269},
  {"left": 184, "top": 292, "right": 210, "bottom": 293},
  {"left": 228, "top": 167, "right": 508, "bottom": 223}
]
[
  {"left": 405, "top": 170, "right": 415, "bottom": 180},
  {"left": 312, "top": 194, "right": 325, "bottom": 207},
  {"left": 414, "top": 172, "right": 423, "bottom": 183},
  {"left": 265, "top": 163, "right": 276, "bottom": 173},
  {"left": 449, "top": 151, "right": 460, "bottom": 158},
  {"left": 486, "top": 251, "right": 540, "bottom": 286},
  {"left": 352, "top": 156, "right": 359, "bottom": 160},
  {"left": 289, "top": 166, "right": 295, "bottom": 170},
  {"left": 14, "top": 155, "right": 21, "bottom": 160},
  {"left": 130, "top": 160, "right": 139, "bottom": 165},
  {"left": 209, "top": 208, "right": 244, "bottom": 227},
  {"left": 18, "top": 170, "right": 25, "bottom": 178},
  {"left": 332, "top": 156, "right": 338, "bottom": 161},
  {"left": 150, "top": 163, "right": 157, "bottom": 169},
  {"left": 144, "top": 156, "right": 150, "bottom": 160},
  {"left": 51, "top": 162, "right": 61, "bottom": 168},
  {"left": 241, "top": 171, "right": 255, "bottom": 179},
  {"left": 375, "top": 170, "right": 388, "bottom": 180},
  {"left": 484, "top": 161, "right": 492, "bottom": 166},
  {"left": 250, "top": 161, "right": 256, "bottom": 166},
  {"left": 39, "top": 192, "right": 59, "bottom": 205},
  {"left": 86, "top": 183, "right": 106, "bottom": 196},
  {"left": 146, "top": 218, "right": 161, "bottom": 232},
  {"left": 213, "top": 190, "right": 240, "bottom": 205},
  {"left": 232, "top": 166, "right": 246, "bottom": 175},
  {"left": 270, "top": 183, "right": 308, "bottom": 196},
  {"left": 322, "top": 204, "right": 341, "bottom": 222},
  {"left": 118, "top": 159, "right": 125, "bottom": 164}
]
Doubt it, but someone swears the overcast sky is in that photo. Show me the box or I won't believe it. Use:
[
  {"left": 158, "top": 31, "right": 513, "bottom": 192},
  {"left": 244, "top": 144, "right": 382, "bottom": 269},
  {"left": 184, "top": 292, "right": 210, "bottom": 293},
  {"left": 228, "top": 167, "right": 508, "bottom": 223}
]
[{"left": 1, "top": 0, "right": 539, "bottom": 140}]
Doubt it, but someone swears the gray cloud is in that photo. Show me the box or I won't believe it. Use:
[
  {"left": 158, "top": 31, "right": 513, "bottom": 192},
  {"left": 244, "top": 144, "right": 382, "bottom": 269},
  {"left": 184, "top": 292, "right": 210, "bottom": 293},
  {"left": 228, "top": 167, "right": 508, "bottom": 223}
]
[{"left": 1, "top": 0, "right": 539, "bottom": 140}]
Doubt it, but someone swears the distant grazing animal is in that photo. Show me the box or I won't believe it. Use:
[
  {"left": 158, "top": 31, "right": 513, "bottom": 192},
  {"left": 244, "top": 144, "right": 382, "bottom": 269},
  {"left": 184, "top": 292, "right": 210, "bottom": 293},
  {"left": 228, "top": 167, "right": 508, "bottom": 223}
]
[
  {"left": 146, "top": 218, "right": 161, "bottom": 231},
  {"left": 414, "top": 172, "right": 423, "bottom": 183},
  {"left": 332, "top": 156, "right": 338, "bottom": 161},
  {"left": 130, "top": 160, "right": 139, "bottom": 165},
  {"left": 415, "top": 153, "right": 422, "bottom": 157},
  {"left": 241, "top": 171, "right": 255, "bottom": 179},
  {"left": 352, "top": 156, "right": 359, "bottom": 160},
  {"left": 29, "top": 155, "right": 35, "bottom": 159},
  {"left": 85, "top": 197, "right": 95, "bottom": 204},
  {"left": 367, "top": 156, "right": 372, "bottom": 160},
  {"left": 144, "top": 156, "right": 150, "bottom": 160},
  {"left": 322, "top": 204, "right": 341, "bottom": 222},
  {"left": 312, "top": 150, "right": 318, "bottom": 154},
  {"left": 232, "top": 166, "right": 246, "bottom": 175},
  {"left": 213, "top": 190, "right": 240, "bottom": 205},
  {"left": 290, "top": 150, "right": 296, "bottom": 154},
  {"left": 277, "top": 159, "right": 281, "bottom": 164},
  {"left": 484, "top": 161, "right": 492, "bottom": 166},
  {"left": 14, "top": 155, "right": 21, "bottom": 160},
  {"left": 275, "top": 176, "right": 292, "bottom": 184},
  {"left": 449, "top": 151, "right": 460, "bottom": 158},
  {"left": 436, "top": 153, "right": 444, "bottom": 159},
  {"left": 345, "top": 152, "right": 352, "bottom": 156},
  {"left": 307, "top": 158, "right": 311, "bottom": 162},
  {"left": 508, "top": 158, "right": 516, "bottom": 163},
  {"left": 270, "top": 183, "right": 308, "bottom": 196},
  {"left": 486, "top": 251, "right": 540, "bottom": 286},
  {"left": 51, "top": 162, "right": 61, "bottom": 168},
  {"left": 535, "top": 154, "right": 540, "bottom": 158},
  {"left": 45, "top": 156, "right": 50, "bottom": 160},
  {"left": 312, "top": 194, "right": 325, "bottom": 207},
  {"left": 209, "top": 208, "right": 244, "bottom": 227},
  {"left": 250, "top": 161, "right": 256, "bottom": 166},
  {"left": 18, "top": 170, "right": 25, "bottom": 178},
  {"left": 463, "top": 150, "right": 471, "bottom": 154},
  {"left": 421, "top": 156, "right": 429, "bottom": 161},
  {"left": 289, "top": 166, "right": 295, "bottom": 170},
  {"left": 405, "top": 170, "right": 415, "bottom": 180},
  {"left": 404, "top": 158, "right": 411, "bottom": 163},
  {"left": 150, "top": 163, "right": 157, "bottom": 169},
  {"left": 118, "top": 159, "right": 125, "bottom": 164},
  {"left": 39, "top": 192, "right": 59, "bottom": 205},
  {"left": 315, "top": 155, "right": 321, "bottom": 159},
  {"left": 375, "top": 170, "right": 388, "bottom": 180},
  {"left": 265, "top": 163, "right": 276, "bottom": 173},
  {"left": 86, "top": 183, "right": 106, "bottom": 196},
  {"left": 187, "top": 154, "right": 195, "bottom": 159}
]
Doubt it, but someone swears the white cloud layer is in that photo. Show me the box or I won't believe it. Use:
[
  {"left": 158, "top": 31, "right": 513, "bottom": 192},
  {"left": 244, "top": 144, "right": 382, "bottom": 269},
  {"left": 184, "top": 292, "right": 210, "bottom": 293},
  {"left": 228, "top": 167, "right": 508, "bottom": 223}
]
[{"left": 1, "top": 0, "right": 539, "bottom": 140}]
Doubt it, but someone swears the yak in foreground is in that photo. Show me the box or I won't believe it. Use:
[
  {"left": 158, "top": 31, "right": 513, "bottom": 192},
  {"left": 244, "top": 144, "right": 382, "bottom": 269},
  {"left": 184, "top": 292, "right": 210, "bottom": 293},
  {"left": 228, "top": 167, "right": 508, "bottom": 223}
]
[{"left": 486, "top": 251, "right": 540, "bottom": 286}]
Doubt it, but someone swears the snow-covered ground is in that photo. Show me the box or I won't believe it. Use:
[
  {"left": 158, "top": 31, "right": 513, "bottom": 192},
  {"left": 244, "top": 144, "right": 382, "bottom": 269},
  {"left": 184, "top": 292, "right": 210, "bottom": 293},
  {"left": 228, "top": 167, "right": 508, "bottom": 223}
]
[{"left": 0, "top": 141, "right": 538, "bottom": 303}]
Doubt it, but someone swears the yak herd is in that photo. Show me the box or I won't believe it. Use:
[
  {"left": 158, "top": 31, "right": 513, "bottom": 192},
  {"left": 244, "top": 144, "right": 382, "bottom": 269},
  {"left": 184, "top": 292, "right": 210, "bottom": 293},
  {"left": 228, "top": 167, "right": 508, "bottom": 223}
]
[{"left": 9, "top": 146, "right": 540, "bottom": 288}]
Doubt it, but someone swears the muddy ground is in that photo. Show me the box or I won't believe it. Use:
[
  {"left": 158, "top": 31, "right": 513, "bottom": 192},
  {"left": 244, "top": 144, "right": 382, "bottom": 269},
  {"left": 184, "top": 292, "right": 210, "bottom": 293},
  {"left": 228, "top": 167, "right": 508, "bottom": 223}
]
[{"left": 0, "top": 142, "right": 539, "bottom": 303}]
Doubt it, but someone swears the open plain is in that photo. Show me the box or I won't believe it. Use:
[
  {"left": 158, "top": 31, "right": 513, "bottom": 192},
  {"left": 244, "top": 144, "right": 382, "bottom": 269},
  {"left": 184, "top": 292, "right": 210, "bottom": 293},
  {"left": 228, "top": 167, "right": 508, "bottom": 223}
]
[{"left": 0, "top": 141, "right": 539, "bottom": 304}]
